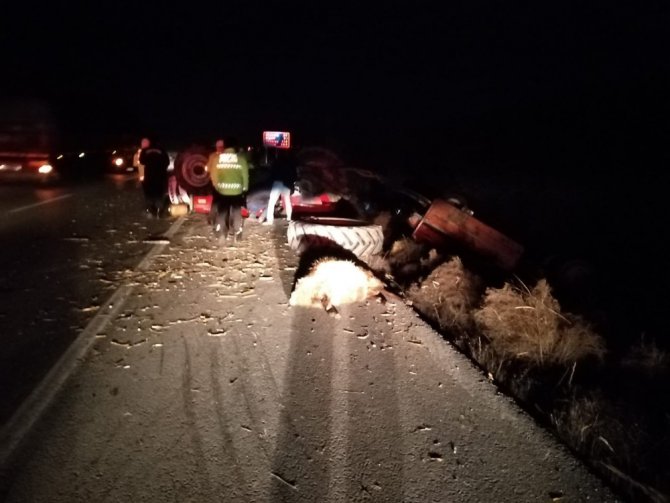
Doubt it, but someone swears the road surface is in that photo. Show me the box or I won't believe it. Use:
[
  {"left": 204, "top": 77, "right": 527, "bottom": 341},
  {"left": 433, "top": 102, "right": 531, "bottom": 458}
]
[
  {"left": 0, "top": 207, "right": 619, "bottom": 502},
  {"left": 0, "top": 176, "right": 173, "bottom": 425}
]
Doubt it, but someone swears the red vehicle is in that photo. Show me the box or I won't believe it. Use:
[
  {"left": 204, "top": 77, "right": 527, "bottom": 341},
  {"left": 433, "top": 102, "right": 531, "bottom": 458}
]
[
  {"left": 173, "top": 132, "right": 341, "bottom": 220},
  {"left": 189, "top": 188, "right": 338, "bottom": 219},
  {"left": 289, "top": 188, "right": 339, "bottom": 215},
  {"left": 0, "top": 100, "right": 59, "bottom": 184},
  {"left": 0, "top": 151, "right": 58, "bottom": 184}
]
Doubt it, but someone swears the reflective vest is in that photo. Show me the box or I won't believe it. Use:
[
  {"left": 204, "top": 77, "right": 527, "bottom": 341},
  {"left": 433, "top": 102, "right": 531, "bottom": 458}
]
[{"left": 207, "top": 148, "right": 249, "bottom": 196}]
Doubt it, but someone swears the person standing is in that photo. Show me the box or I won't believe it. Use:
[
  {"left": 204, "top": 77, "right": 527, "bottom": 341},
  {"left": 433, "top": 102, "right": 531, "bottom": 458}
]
[
  {"left": 206, "top": 139, "right": 226, "bottom": 227},
  {"left": 264, "top": 149, "right": 297, "bottom": 225},
  {"left": 207, "top": 137, "right": 249, "bottom": 244},
  {"left": 139, "top": 137, "right": 170, "bottom": 218},
  {"left": 133, "top": 137, "right": 150, "bottom": 182}
]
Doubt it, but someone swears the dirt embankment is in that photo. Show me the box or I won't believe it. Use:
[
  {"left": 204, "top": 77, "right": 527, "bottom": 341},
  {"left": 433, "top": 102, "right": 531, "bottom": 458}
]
[{"left": 365, "top": 226, "right": 669, "bottom": 503}]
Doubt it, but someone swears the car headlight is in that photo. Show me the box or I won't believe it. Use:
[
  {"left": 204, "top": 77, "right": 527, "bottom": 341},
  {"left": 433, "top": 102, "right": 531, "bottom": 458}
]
[
  {"left": 114, "top": 157, "right": 124, "bottom": 167},
  {"left": 38, "top": 164, "right": 53, "bottom": 174}
]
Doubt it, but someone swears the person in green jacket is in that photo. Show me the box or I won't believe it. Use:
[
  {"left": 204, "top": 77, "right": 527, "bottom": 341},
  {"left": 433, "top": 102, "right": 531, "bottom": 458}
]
[{"left": 207, "top": 137, "right": 249, "bottom": 244}]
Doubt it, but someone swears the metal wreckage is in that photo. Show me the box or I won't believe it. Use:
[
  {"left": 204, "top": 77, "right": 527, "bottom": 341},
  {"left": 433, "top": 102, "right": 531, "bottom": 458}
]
[{"left": 166, "top": 140, "right": 524, "bottom": 274}]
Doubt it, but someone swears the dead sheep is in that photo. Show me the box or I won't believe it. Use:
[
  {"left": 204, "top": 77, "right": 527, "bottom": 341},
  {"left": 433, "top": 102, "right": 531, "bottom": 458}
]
[{"left": 289, "top": 256, "right": 385, "bottom": 313}]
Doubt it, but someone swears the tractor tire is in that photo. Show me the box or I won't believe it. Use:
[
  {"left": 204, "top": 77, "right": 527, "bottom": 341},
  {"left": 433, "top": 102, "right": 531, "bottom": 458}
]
[
  {"left": 287, "top": 217, "right": 384, "bottom": 260},
  {"left": 174, "top": 146, "right": 211, "bottom": 195}
]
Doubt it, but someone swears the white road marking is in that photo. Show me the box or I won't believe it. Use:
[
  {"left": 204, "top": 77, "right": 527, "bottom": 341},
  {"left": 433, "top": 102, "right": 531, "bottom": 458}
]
[
  {"left": 8, "top": 193, "right": 74, "bottom": 214},
  {"left": 328, "top": 309, "right": 352, "bottom": 498},
  {"left": 0, "top": 215, "right": 187, "bottom": 469}
]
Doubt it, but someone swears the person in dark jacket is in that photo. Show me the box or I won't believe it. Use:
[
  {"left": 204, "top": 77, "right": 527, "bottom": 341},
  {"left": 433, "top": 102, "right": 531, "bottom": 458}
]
[
  {"left": 139, "top": 137, "right": 170, "bottom": 218},
  {"left": 264, "top": 149, "right": 297, "bottom": 225},
  {"left": 206, "top": 139, "right": 226, "bottom": 227}
]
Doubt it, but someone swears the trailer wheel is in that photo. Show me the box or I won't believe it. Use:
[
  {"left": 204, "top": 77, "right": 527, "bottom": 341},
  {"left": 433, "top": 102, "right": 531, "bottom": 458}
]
[
  {"left": 174, "top": 146, "right": 211, "bottom": 195},
  {"left": 287, "top": 217, "right": 384, "bottom": 260}
]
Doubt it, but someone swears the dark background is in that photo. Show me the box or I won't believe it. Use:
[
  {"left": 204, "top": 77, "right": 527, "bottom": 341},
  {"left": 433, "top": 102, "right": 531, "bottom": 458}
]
[
  {"left": 2, "top": 1, "right": 668, "bottom": 172},
  {"left": 3, "top": 2, "right": 670, "bottom": 315}
]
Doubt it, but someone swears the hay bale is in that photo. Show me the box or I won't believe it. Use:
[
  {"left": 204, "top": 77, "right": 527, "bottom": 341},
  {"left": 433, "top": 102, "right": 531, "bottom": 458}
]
[
  {"left": 473, "top": 279, "right": 606, "bottom": 366},
  {"left": 408, "top": 257, "right": 483, "bottom": 334}
]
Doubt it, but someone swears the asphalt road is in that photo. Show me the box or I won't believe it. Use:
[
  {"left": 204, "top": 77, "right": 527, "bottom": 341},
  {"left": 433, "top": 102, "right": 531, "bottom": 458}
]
[
  {"left": 0, "top": 175, "right": 174, "bottom": 425},
  {"left": 0, "top": 203, "right": 619, "bottom": 502}
]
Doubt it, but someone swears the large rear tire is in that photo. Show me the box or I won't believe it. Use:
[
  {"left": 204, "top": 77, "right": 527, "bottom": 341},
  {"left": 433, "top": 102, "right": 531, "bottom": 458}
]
[
  {"left": 287, "top": 217, "right": 384, "bottom": 260},
  {"left": 174, "top": 146, "right": 211, "bottom": 195}
]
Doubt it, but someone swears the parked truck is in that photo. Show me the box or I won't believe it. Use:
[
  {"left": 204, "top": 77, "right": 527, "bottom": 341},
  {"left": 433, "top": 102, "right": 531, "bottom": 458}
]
[{"left": 0, "top": 99, "right": 59, "bottom": 184}]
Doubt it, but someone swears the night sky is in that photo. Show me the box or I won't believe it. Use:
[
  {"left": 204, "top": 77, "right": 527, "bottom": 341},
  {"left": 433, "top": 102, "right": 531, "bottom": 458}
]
[{"left": 2, "top": 1, "right": 669, "bottom": 172}]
